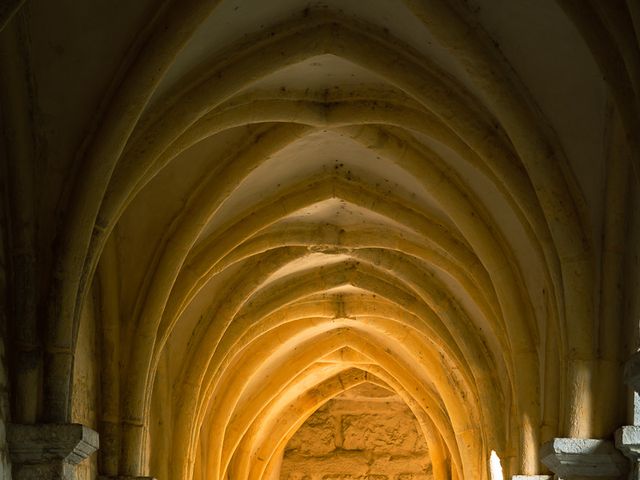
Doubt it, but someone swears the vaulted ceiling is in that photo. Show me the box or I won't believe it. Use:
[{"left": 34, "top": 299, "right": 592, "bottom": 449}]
[{"left": 1, "top": 1, "right": 639, "bottom": 480}]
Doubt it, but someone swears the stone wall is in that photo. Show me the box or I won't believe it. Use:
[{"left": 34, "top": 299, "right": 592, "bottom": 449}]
[
  {"left": 0, "top": 169, "right": 11, "bottom": 480},
  {"left": 280, "top": 383, "right": 431, "bottom": 480},
  {"left": 0, "top": 331, "right": 10, "bottom": 480},
  {"left": 625, "top": 171, "right": 640, "bottom": 424}
]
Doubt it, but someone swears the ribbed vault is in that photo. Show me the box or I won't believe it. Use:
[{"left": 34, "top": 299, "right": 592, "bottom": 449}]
[{"left": 2, "top": 1, "right": 638, "bottom": 480}]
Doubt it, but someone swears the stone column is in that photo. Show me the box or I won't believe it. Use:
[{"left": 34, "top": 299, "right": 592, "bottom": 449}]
[
  {"left": 624, "top": 351, "right": 640, "bottom": 394},
  {"left": 7, "top": 423, "right": 99, "bottom": 480},
  {"left": 540, "top": 438, "right": 628, "bottom": 479}
]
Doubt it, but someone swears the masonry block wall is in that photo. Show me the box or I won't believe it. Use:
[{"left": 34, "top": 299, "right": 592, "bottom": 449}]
[{"left": 281, "top": 384, "right": 431, "bottom": 480}]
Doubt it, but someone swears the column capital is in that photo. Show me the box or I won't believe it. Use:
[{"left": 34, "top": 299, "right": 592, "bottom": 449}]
[
  {"left": 540, "top": 438, "right": 627, "bottom": 478},
  {"left": 616, "top": 425, "right": 640, "bottom": 459},
  {"left": 615, "top": 425, "right": 640, "bottom": 480},
  {"left": 511, "top": 476, "right": 552, "bottom": 479},
  {"left": 7, "top": 423, "right": 99, "bottom": 480}
]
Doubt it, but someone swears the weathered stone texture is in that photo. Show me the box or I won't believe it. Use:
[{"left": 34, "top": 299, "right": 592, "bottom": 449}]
[
  {"left": 71, "top": 296, "right": 100, "bottom": 480},
  {"left": 286, "top": 411, "right": 338, "bottom": 456},
  {"left": 0, "top": 211, "right": 11, "bottom": 480},
  {"left": 0, "top": 330, "right": 10, "bottom": 480},
  {"left": 540, "top": 437, "right": 628, "bottom": 478},
  {"left": 341, "top": 413, "right": 425, "bottom": 453},
  {"left": 281, "top": 384, "right": 431, "bottom": 480},
  {"left": 7, "top": 423, "right": 98, "bottom": 480}
]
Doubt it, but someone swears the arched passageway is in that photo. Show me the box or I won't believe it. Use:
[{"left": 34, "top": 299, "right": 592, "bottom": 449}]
[{"left": 0, "top": 1, "right": 639, "bottom": 480}]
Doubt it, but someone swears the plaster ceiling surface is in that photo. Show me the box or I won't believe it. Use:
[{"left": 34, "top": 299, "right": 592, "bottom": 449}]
[
  {"left": 466, "top": 0, "right": 609, "bottom": 254},
  {"left": 312, "top": 285, "right": 378, "bottom": 297},
  {"left": 408, "top": 128, "right": 549, "bottom": 333},
  {"left": 151, "top": 0, "right": 477, "bottom": 102},
  {"left": 238, "top": 55, "right": 388, "bottom": 91},
  {"left": 193, "top": 127, "right": 451, "bottom": 241},
  {"left": 28, "top": 0, "right": 156, "bottom": 165},
  {"left": 114, "top": 126, "right": 263, "bottom": 309},
  {"left": 15, "top": 0, "right": 629, "bottom": 479},
  {"left": 26, "top": 0, "right": 158, "bottom": 242},
  {"left": 263, "top": 253, "right": 354, "bottom": 283},
  {"left": 273, "top": 199, "right": 423, "bottom": 231}
]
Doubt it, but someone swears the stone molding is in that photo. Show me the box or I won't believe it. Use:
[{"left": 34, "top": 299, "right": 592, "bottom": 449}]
[
  {"left": 98, "top": 477, "right": 157, "bottom": 479},
  {"left": 615, "top": 425, "right": 640, "bottom": 480},
  {"left": 7, "top": 423, "right": 99, "bottom": 480},
  {"left": 540, "top": 438, "right": 628, "bottom": 478},
  {"left": 512, "top": 475, "right": 552, "bottom": 479},
  {"left": 615, "top": 425, "right": 640, "bottom": 459}
]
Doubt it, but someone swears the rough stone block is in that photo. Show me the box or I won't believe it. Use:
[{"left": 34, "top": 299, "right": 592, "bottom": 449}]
[
  {"left": 341, "top": 413, "right": 422, "bottom": 453},
  {"left": 396, "top": 474, "right": 431, "bottom": 480},
  {"left": 284, "top": 475, "right": 311, "bottom": 480},
  {"left": 286, "top": 410, "right": 337, "bottom": 455},
  {"left": 282, "top": 389, "right": 430, "bottom": 480},
  {"left": 540, "top": 438, "right": 628, "bottom": 478}
]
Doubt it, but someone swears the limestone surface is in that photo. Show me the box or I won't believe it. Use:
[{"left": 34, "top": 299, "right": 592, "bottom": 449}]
[{"left": 281, "top": 384, "right": 431, "bottom": 480}]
